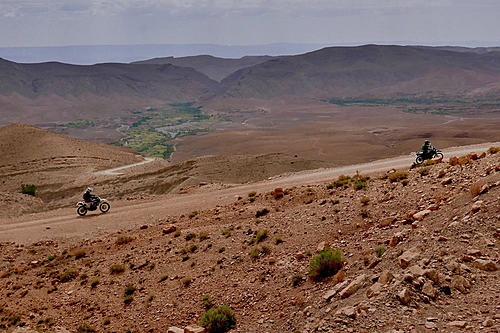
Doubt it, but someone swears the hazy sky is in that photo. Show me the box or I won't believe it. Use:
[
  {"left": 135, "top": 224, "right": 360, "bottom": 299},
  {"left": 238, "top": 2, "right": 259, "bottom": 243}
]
[{"left": 1, "top": 0, "right": 499, "bottom": 47}]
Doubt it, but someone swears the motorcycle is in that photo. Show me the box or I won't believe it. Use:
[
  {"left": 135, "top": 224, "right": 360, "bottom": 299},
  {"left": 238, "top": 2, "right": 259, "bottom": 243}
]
[
  {"left": 415, "top": 147, "right": 444, "bottom": 165},
  {"left": 76, "top": 196, "right": 110, "bottom": 216}
]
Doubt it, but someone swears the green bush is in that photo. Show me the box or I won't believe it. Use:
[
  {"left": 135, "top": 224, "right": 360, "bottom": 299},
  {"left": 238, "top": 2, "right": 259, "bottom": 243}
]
[
  {"left": 375, "top": 246, "right": 386, "bottom": 257},
  {"left": 199, "top": 305, "right": 236, "bottom": 333},
  {"left": 353, "top": 180, "right": 367, "bottom": 190},
  {"left": 77, "top": 324, "right": 96, "bottom": 333},
  {"left": 20, "top": 184, "right": 36, "bottom": 196},
  {"left": 308, "top": 248, "right": 343, "bottom": 281},
  {"left": 255, "top": 229, "right": 268, "bottom": 243},
  {"left": 202, "top": 294, "right": 214, "bottom": 309}
]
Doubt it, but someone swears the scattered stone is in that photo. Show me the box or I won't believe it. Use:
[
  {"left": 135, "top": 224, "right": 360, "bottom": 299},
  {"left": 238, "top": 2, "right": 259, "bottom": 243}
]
[
  {"left": 441, "top": 178, "right": 452, "bottom": 185},
  {"left": 451, "top": 276, "right": 471, "bottom": 294},
  {"left": 335, "top": 306, "right": 357, "bottom": 318},
  {"left": 390, "top": 232, "right": 404, "bottom": 247},
  {"left": 323, "top": 280, "right": 349, "bottom": 302},
  {"left": 399, "top": 248, "right": 420, "bottom": 268},
  {"left": 471, "top": 200, "right": 485, "bottom": 213},
  {"left": 380, "top": 217, "right": 396, "bottom": 227},
  {"left": 448, "top": 321, "right": 466, "bottom": 328},
  {"left": 366, "top": 282, "right": 382, "bottom": 298},
  {"left": 140, "top": 224, "right": 149, "bottom": 230},
  {"left": 397, "top": 287, "right": 410, "bottom": 305},
  {"left": 163, "top": 225, "right": 177, "bottom": 234},
  {"left": 422, "top": 281, "right": 437, "bottom": 299},
  {"left": 12, "top": 327, "right": 37, "bottom": 333},
  {"left": 317, "top": 241, "right": 326, "bottom": 252},
  {"left": 483, "top": 318, "right": 494, "bottom": 327},
  {"left": 425, "top": 321, "right": 437, "bottom": 329},
  {"left": 378, "top": 270, "right": 394, "bottom": 284},
  {"left": 413, "top": 209, "right": 432, "bottom": 221},
  {"left": 167, "top": 328, "right": 184, "bottom": 333},
  {"left": 340, "top": 274, "right": 367, "bottom": 298},
  {"left": 474, "top": 259, "right": 497, "bottom": 271},
  {"left": 295, "top": 252, "right": 305, "bottom": 260},
  {"left": 424, "top": 269, "right": 440, "bottom": 284},
  {"left": 184, "top": 325, "right": 206, "bottom": 333},
  {"left": 408, "top": 265, "right": 425, "bottom": 277}
]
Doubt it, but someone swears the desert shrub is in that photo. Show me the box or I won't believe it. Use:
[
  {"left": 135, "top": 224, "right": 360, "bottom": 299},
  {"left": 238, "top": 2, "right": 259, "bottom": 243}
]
[
  {"left": 222, "top": 228, "right": 232, "bottom": 238},
  {"left": 189, "top": 210, "right": 199, "bottom": 219},
  {"left": 188, "top": 244, "right": 198, "bottom": 253},
  {"left": 353, "top": 180, "right": 367, "bottom": 191},
  {"left": 249, "top": 247, "right": 260, "bottom": 259},
  {"left": 174, "top": 230, "right": 181, "bottom": 238},
  {"left": 123, "top": 295, "right": 134, "bottom": 305},
  {"left": 115, "top": 236, "right": 134, "bottom": 245},
  {"left": 199, "top": 232, "right": 209, "bottom": 241},
  {"left": 202, "top": 294, "right": 214, "bottom": 309},
  {"left": 159, "top": 274, "right": 169, "bottom": 282},
  {"left": 448, "top": 156, "right": 459, "bottom": 166},
  {"left": 57, "top": 269, "right": 79, "bottom": 282},
  {"left": 419, "top": 167, "right": 430, "bottom": 176},
  {"left": 272, "top": 188, "right": 284, "bottom": 199},
  {"left": 199, "top": 305, "right": 236, "bottom": 333},
  {"left": 308, "top": 248, "right": 343, "bottom": 281},
  {"left": 218, "top": 247, "right": 225, "bottom": 253},
  {"left": 90, "top": 278, "right": 100, "bottom": 288},
  {"left": 360, "top": 209, "right": 370, "bottom": 218},
  {"left": 326, "top": 183, "right": 334, "bottom": 190},
  {"left": 181, "top": 277, "right": 192, "bottom": 287},
  {"left": 488, "top": 146, "right": 499, "bottom": 154},
  {"left": 248, "top": 191, "right": 257, "bottom": 197},
  {"left": 260, "top": 245, "right": 271, "bottom": 255},
  {"left": 255, "top": 229, "right": 268, "bottom": 243},
  {"left": 72, "top": 249, "right": 86, "bottom": 259},
  {"left": 388, "top": 171, "right": 408, "bottom": 182},
  {"left": 401, "top": 179, "right": 409, "bottom": 186},
  {"left": 103, "top": 318, "right": 111, "bottom": 325},
  {"left": 274, "top": 237, "right": 283, "bottom": 245},
  {"left": 360, "top": 197, "right": 370, "bottom": 205},
  {"left": 334, "top": 175, "right": 351, "bottom": 188},
  {"left": 124, "top": 284, "right": 136, "bottom": 296},
  {"left": 255, "top": 208, "right": 269, "bottom": 218},
  {"left": 185, "top": 233, "right": 196, "bottom": 241},
  {"left": 292, "top": 274, "right": 304, "bottom": 287},
  {"left": 20, "top": 184, "right": 36, "bottom": 196},
  {"left": 375, "top": 246, "right": 386, "bottom": 257},
  {"left": 77, "top": 324, "right": 96, "bottom": 333},
  {"left": 110, "top": 264, "right": 125, "bottom": 274}
]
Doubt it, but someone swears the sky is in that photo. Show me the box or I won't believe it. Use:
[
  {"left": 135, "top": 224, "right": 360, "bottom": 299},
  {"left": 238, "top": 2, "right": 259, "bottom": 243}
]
[{"left": 1, "top": 0, "right": 499, "bottom": 47}]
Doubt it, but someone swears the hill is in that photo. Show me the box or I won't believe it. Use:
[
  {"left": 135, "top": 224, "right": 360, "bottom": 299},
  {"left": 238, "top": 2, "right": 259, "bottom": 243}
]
[
  {"left": 0, "top": 146, "right": 498, "bottom": 332},
  {"left": 133, "top": 55, "right": 275, "bottom": 81},
  {"left": 221, "top": 44, "right": 500, "bottom": 100},
  {"left": 0, "top": 123, "right": 143, "bottom": 214},
  {"left": 0, "top": 58, "right": 219, "bottom": 123}
]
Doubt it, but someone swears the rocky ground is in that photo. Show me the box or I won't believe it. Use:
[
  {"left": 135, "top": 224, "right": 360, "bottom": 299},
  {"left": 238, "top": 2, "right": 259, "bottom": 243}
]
[{"left": 0, "top": 149, "right": 499, "bottom": 333}]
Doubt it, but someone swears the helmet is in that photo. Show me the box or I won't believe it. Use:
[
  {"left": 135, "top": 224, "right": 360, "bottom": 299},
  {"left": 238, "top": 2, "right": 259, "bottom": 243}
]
[
  {"left": 424, "top": 140, "right": 430, "bottom": 144},
  {"left": 86, "top": 187, "right": 93, "bottom": 193}
]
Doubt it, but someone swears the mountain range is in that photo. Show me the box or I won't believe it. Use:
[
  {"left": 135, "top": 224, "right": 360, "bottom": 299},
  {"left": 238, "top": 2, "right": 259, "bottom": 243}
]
[{"left": 2, "top": 45, "right": 500, "bottom": 123}]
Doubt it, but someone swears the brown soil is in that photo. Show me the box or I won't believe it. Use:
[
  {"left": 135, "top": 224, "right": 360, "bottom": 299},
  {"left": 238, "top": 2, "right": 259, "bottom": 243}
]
[{"left": 0, "top": 146, "right": 498, "bottom": 332}]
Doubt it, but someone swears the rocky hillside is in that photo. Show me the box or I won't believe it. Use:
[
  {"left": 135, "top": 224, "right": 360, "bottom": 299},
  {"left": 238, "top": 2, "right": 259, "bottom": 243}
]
[{"left": 0, "top": 148, "right": 498, "bottom": 332}]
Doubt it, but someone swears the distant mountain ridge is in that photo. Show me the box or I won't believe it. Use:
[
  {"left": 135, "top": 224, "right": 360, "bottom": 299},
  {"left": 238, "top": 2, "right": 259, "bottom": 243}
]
[{"left": 132, "top": 55, "right": 275, "bottom": 81}]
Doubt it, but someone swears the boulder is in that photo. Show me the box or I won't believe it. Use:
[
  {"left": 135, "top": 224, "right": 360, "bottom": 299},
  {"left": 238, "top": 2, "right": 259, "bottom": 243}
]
[
  {"left": 184, "top": 326, "right": 206, "bottom": 333},
  {"left": 323, "top": 280, "right": 349, "bottom": 302},
  {"left": 335, "top": 306, "right": 357, "bottom": 318},
  {"left": 380, "top": 217, "right": 396, "bottom": 227},
  {"left": 378, "top": 270, "right": 394, "bottom": 285},
  {"left": 399, "top": 248, "right": 420, "bottom": 268},
  {"left": 167, "top": 328, "right": 184, "bottom": 333},
  {"left": 451, "top": 275, "right": 471, "bottom": 293},
  {"left": 422, "top": 281, "right": 437, "bottom": 299},
  {"left": 390, "top": 232, "right": 404, "bottom": 247},
  {"left": 471, "top": 200, "right": 485, "bottom": 213},
  {"left": 163, "top": 225, "right": 177, "bottom": 234},
  {"left": 413, "top": 209, "right": 432, "bottom": 221},
  {"left": 474, "top": 259, "right": 497, "bottom": 271},
  {"left": 397, "top": 288, "right": 410, "bottom": 305},
  {"left": 366, "top": 282, "right": 383, "bottom": 298},
  {"left": 340, "top": 274, "right": 367, "bottom": 298},
  {"left": 408, "top": 265, "right": 425, "bottom": 277},
  {"left": 424, "top": 269, "right": 440, "bottom": 284}
]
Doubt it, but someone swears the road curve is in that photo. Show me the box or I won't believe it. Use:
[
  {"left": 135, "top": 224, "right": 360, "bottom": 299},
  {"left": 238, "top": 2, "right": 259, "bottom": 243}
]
[{"left": 1, "top": 141, "right": 498, "bottom": 245}]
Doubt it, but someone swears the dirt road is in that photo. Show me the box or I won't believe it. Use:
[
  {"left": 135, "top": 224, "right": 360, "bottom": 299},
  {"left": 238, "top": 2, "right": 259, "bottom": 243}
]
[{"left": 1, "top": 142, "right": 497, "bottom": 245}]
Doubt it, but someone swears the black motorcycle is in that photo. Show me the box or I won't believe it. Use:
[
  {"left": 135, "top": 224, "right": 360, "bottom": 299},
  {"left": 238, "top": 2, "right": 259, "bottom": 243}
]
[
  {"left": 76, "top": 196, "right": 110, "bottom": 216},
  {"left": 415, "top": 147, "right": 444, "bottom": 165}
]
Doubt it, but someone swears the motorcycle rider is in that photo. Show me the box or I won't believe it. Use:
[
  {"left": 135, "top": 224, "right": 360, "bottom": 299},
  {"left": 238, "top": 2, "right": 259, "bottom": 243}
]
[
  {"left": 83, "top": 187, "right": 99, "bottom": 207},
  {"left": 421, "top": 140, "right": 433, "bottom": 157}
]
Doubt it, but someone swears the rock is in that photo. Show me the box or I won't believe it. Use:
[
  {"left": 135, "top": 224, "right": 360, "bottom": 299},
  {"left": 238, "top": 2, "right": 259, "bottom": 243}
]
[
  {"left": 408, "top": 265, "right": 425, "bottom": 277},
  {"left": 425, "top": 321, "right": 437, "bottom": 329},
  {"left": 467, "top": 249, "right": 482, "bottom": 256},
  {"left": 448, "top": 321, "right": 466, "bottom": 328},
  {"left": 474, "top": 259, "right": 497, "bottom": 271},
  {"left": 339, "top": 274, "right": 367, "bottom": 298},
  {"left": 54, "top": 328, "right": 71, "bottom": 333},
  {"left": 424, "top": 269, "right": 440, "bottom": 284},
  {"left": 397, "top": 287, "right": 410, "bottom": 305},
  {"left": 399, "top": 248, "right": 420, "bottom": 268},
  {"left": 295, "top": 252, "right": 305, "bottom": 260},
  {"left": 378, "top": 270, "right": 394, "bottom": 284},
  {"left": 483, "top": 318, "right": 494, "bottom": 327},
  {"left": 184, "top": 325, "right": 206, "bottom": 333},
  {"left": 335, "top": 306, "right": 357, "bottom": 318},
  {"left": 140, "top": 224, "right": 149, "bottom": 229},
  {"left": 379, "top": 217, "right": 396, "bottom": 227},
  {"left": 12, "top": 328, "right": 37, "bottom": 333},
  {"left": 441, "top": 178, "right": 452, "bottom": 185},
  {"left": 471, "top": 200, "right": 485, "bottom": 213},
  {"left": 317, "top": 241, "right": 326, "bottom": 252},
  {"left": 323, "top": 280, "right": 349, "bottom": 302},
  {"left": 480, "top": 184, "right": 489, "bottom": 194},
  {"left": 167, "top": 328, "right": 184, "bottom": 333},
  {"left": 163, "top": 225, "right": 177, "bottom": 234},
  {"left": 413, "top": 209, "right": 432, "bottom": 221},
  {"left": 368, "top": 258, "right": 381, "bottom": 269},
  {"left": 422, "top": 281, "right": 437, "bottom": 299},
  {"left": 366, "top": 282, "right": 382, "bottom": 298},
  {"left": 390, "top": 232, "right": 404, "bottom": 247},
  {"left": 451, "top": 276, "right": 471, "bottom": 294}
]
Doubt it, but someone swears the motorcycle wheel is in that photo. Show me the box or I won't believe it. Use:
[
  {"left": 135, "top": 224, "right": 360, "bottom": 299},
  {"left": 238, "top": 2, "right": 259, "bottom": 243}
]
[
  {"left": 99, "top": 202, "right": 110, "bottom": 213},
  {"left": 435, "top": 152, "right": 444, "bottom": 159},
  {"left": 77, "top": 206, "right": 87, "bottom": 216},
  {"left": 415, "top": 156, "right": 424, "bottom": 164}
]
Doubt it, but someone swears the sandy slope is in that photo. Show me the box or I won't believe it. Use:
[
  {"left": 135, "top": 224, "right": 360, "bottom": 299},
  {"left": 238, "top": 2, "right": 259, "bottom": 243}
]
[{"left": 0, "top": 141, "right": 497, "bottom": 245}]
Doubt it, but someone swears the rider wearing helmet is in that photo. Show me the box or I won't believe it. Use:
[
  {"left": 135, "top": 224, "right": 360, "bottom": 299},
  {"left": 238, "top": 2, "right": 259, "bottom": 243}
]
[
  {"left": 83, "top": 187, "right": 99, "bottom": 205},
  {"left": 421, "top": 140, "right": 432, "bottom": 156}
]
